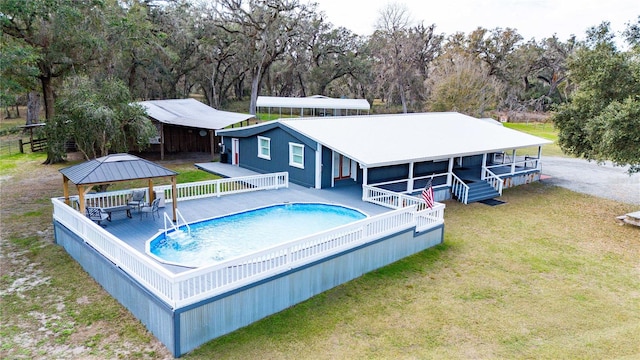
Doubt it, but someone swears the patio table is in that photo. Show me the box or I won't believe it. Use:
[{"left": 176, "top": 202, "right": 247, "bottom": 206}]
[{"left": 102, "top": 205, "right": 132, "bottom": 221}]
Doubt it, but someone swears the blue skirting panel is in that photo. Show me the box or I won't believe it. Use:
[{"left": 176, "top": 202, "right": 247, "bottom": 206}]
[
  {"left": 54, "top": 224, "right": 176, "bottom": 354},
  {"left": 54, "top": 221, "right": 444, "bottom": 357}
]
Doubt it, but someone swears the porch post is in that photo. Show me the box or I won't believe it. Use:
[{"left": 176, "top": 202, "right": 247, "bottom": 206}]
[
  {"left": 537, "top": 146, "right": 542, "bottom": 170},
  {"left": 481, "top": 153, "right": 487, "bottom": 179},
  {"left": 511, "top": 149, "right": 517, "bottom": 175},
  {"left": 362, "top": 166, "right": 368, "bottom": 186},
  {"left": 447, "top": 157, "right": 454, "bottom": 186},
  {"left": 407, "top": 162, "right": 414, "bottom": 193},
  {"left": 210, "top": 130, "right": 215, "bottom": 160}
]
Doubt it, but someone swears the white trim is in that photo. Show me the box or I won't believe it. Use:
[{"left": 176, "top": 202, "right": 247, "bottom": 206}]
[
  {"left": 257, "top": 136, "right": 271, "bottom": 160},
  {"left": 289, "top": 142, "right": 305, "bottom": 169},
  {"left": 315, "top": 143, "right": 322, "bottom": 189},
  {"left": 231, "top": 138, "right": 239, "bottom": 166}
]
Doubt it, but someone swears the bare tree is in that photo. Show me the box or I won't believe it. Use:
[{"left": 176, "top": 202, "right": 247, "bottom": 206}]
[
  {"left": 370, "top": 3, "right": 442, "bottom": 112},
  {"left": 214, "top": 0, "right": 317, "bottom": 115}
]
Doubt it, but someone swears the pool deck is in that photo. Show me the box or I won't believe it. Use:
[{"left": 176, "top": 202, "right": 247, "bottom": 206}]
[{"left": 98, "top": 171, "right": 390, "bottom": 273}]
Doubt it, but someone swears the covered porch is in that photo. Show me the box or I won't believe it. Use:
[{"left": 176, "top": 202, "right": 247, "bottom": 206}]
[{"left": 360, "top": 145, "right": 544, "bottom": 204}]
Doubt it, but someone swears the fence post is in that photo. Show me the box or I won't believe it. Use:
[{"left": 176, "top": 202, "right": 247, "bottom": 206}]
[{"left": 19, "top": 139, "right": 24, "bottom": 154}]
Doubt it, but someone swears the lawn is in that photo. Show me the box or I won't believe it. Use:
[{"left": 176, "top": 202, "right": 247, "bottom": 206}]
[
  {"left": 1, "top": 152, "right": 638, "bottom": 359},
  {"left": 504, "top": 122, "right": 566, "bottom": 157}
]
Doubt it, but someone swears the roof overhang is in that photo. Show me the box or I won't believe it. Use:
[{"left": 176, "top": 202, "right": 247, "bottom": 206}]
[
  {"left": 281, "top": 113, "right": 551, "bottom": 168},
  {"left": 215, "top": 112, "right": 552, "bottom": 169}
]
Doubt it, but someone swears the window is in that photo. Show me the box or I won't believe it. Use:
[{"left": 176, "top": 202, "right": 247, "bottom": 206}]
[
  {"left": 289, "top": 142, "right": 304, "bottom": 169},
  {"left": 258, "top": 136, "right": 271, "bottom": 160}
]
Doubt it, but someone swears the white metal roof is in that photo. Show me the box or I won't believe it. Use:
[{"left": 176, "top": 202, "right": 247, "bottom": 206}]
[
  {"left": 138, "top": 98, "right": 253, "bottom": 130},
  {"left": 280, "top": 112, "right": 551, "bottom": 167},
  {"left": 257, "top": 95, "right": 370, "bottom": 111}
]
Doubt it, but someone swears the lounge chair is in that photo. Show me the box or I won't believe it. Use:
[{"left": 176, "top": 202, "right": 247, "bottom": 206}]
[
  {"left": 86, "top": 207, "right": 109, "bottom": 225},
  {"left": 140, "top": 198, "right": 160, "bottom": 220},
  {"left": 127, "top": 190, "right": 146, "bottom": 211}
]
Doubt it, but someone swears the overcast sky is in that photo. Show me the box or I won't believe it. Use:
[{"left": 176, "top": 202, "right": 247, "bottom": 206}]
[{"left": 313, "top": 0, "right": 639, "bottom": 42}]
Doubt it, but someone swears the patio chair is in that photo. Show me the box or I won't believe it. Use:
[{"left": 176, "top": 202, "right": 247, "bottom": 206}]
[
  {"left": 140, "top": 198, "right": 160, "bottom": 220},
  {"left": 127, "top": 190, "right": 146, "bottom": 211},
  {"left": 86, "top": 207, "right": 109, "bottom": 225}
]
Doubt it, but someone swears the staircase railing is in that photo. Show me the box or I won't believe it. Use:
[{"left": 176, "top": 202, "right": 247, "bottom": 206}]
[
  {"left": 451, "top": 173, "right": 469, "bottom": 204},
  {"left": 481, "top": 167, "right": 504, "bottom": 196}
]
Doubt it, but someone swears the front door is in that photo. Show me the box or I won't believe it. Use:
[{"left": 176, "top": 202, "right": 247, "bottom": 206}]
[
  {"left": 231, "top": 138, "right": 239, "bottom": 165},
  {"left": 333, "top": 153, "right": 352, "bottom": 180}
]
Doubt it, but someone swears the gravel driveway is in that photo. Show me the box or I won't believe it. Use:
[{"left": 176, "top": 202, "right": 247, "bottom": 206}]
[{"left": 540, "top": 157, "right": 640, "bottom": 205}]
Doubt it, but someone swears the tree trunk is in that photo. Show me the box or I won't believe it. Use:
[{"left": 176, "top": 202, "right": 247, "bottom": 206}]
[
  {"left": 40, "top": 76, "right": 55, "bottom": 120},
  {"left": 249, "top": 64, "right": 263, "bottom": 115},
  {"left": 26, "top": 92, "right": 40, "bottom": 125}
]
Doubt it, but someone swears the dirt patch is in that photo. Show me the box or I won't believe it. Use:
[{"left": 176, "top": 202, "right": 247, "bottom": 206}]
[{"left": 0, "top": 154, "right": 173, "bottom": 359}]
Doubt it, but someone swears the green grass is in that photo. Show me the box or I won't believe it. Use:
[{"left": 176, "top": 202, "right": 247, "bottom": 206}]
[
  {"left": 504, "top": 122, "right": 566, "bottom": 157},
  {"left": 183, "top": 184, "right": 639, "bottom": 359}
]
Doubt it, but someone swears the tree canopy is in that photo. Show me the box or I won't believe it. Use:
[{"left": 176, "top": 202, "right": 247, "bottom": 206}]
[
  {"left": 553, "top": 20, "right": 640, "bottom": 173},
  {"left": 2, "top": 0, "right": 638, "bottom": 167}
]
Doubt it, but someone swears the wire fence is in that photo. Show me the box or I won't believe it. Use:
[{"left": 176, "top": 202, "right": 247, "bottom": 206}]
[
  {"left": 0, "top": 138, "right": 24, "bottom": 156},
  {"left": 0, "top": 137, "right": 47, "bottom": 156}
]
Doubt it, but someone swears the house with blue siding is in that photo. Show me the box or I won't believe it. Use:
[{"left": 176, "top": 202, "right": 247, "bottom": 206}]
[{"left": 217, "top": 112, "right": 552, "bottom": 203}]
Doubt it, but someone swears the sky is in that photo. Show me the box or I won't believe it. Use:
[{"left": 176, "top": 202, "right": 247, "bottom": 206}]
[{"left": 313, "top": 0, "right": 639, "bottom": 42}]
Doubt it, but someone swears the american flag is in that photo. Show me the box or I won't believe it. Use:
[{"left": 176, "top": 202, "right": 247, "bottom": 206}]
[{"left": 422, "top": 178, "right": 434, "bottom": 209}]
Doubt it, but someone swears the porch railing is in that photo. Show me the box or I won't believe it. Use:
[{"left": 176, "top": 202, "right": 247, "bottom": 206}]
[
  {"left": 485, "top": 155, "right": 541, "bottom": 176},
  {"left": 481, "top": 167, "right": 504, "bottom": 196},
  {"left": 450, "top": 173, "right": 469, "bottom": 204},
  {"left": 368, "top": 172, "right": 448, "bottom": 194}
]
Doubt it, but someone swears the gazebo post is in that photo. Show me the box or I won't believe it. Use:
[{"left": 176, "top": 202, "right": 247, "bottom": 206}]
[
  {"left": 160, "top": 123, "right": 165, "bottom": 161},
  {"left": 63, "top": 175, "right": 70, "bottom": 205},
  {"left": 148, "top": 179, "right": 155, "bottom": 202},
  {"left": 171, "top": 176, "right": 178, "bottom": 222},
  {"left": 78, "top": 185, "right": 88, "bottom": 215}
]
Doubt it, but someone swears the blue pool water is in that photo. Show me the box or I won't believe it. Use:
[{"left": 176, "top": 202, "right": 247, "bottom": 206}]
[{"left": 147, "top": 203, "right": 367, "bottom": 267}]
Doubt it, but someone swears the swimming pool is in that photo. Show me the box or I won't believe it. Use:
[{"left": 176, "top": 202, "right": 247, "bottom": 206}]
[{"left": 147, "top": 203, "right": 367, "bottom": 267}]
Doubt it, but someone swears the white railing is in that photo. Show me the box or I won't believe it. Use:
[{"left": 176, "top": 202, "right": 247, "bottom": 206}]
[
  {"left": 368, "top": 172, "right": 448, "bottom": 194},
  {"left": 415, "top": 203, "right": 446, "bottom": 232},
  {"left": 172, "top": 206, "right": 419, "bottom": 306},
  {"left": 69, "top": 172, "right": 289, "bottom": 208},
  {"left": 362, "top": 185, "right": 445, "bottom": 233},
  {"left": 481, "top": 167, "right": 504, "bottom": 196},
  {"left": 52, "top": 198, "right": 177, "bottom": 305},
  {"left": 53, "top": 180, "right": 445, "bottom": 309},
  {"left": 485, "top": 155, "right": 541, "bottom": 176},
  {"left": 362, "top": 184, "right": 443, "bottom": 211},
  {"left": 450, "top": 173, "right": 469, "bottom": 204},
  {"left": 155, "top": 172, "right": 288, "bottom": 202}
]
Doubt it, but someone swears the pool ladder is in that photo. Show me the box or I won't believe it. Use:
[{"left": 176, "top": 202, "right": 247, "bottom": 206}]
[{"left": 163, "top": 209, "right": 191, "bottom": 237}]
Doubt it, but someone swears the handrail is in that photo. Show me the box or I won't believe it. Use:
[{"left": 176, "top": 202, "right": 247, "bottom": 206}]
[
  {"left": 163, "top": 212, "right": 179, "bottom": 237},
  {"left": 450, "top": 173, "right": 469, "bottom": 204},
  {"left": 481, "top": 167, "right": 504, "bottom": 196},
  {"left": 176, "top": 208, "right": 191, "bottom": 236}
]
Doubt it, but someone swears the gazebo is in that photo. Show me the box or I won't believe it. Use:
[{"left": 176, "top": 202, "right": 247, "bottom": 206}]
[{"left": 59, "top": 153, "right": 179, "bottom": 221}]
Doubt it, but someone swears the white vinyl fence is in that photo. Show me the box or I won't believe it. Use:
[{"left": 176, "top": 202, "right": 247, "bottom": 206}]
[{"left": 54, "top": 173, "right": 444, "bottom": 309}]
